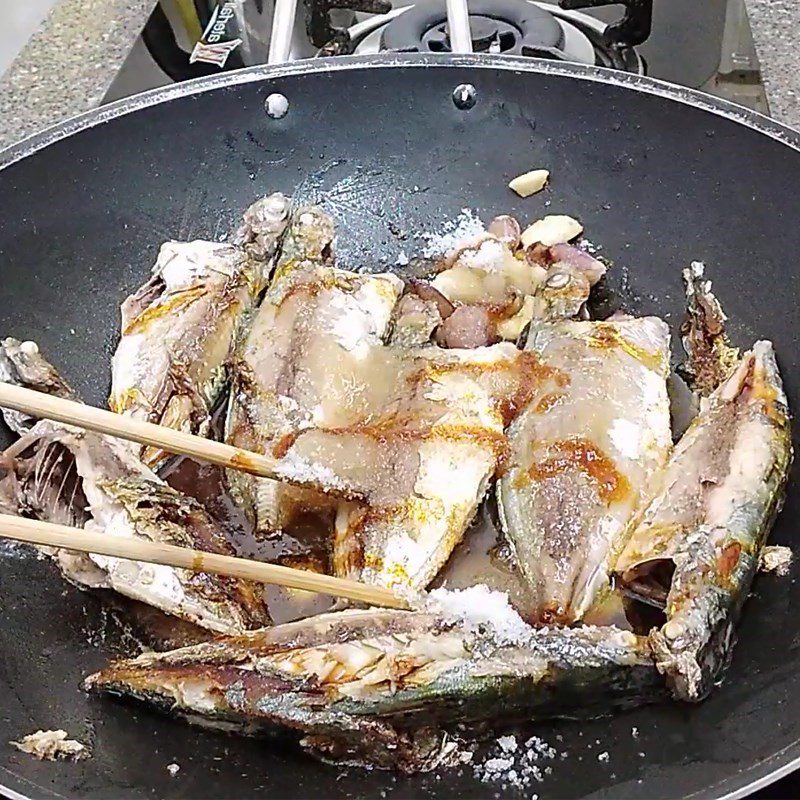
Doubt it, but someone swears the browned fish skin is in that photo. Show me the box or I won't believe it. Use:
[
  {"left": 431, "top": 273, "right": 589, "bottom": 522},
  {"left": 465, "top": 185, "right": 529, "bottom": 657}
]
[
  {"left": 331, "top": 343, "right": 529, "bottom": 594},
  {"left": 225, "top": 205, "right": 404, "bottom": 535},
  {"left": 497, "top": 317, "right": 672, "bottom": 624},
  {"left": 110, "top": 193, "right": 291, "bottom": 470}
]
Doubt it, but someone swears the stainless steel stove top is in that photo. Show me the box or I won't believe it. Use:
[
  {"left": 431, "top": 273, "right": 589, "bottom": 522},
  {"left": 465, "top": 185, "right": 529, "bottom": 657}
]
[{"left": 103, "top": 0, "right": 768, "bottom": 116}]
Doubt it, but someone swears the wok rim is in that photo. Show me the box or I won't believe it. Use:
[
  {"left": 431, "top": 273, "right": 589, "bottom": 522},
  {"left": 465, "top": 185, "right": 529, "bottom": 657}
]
[
  {"left": 0, "top": 52, "right": 798, "bottom": 800},
  {"left": 2, "top": 53, "right": 800, "bottom": 169}
]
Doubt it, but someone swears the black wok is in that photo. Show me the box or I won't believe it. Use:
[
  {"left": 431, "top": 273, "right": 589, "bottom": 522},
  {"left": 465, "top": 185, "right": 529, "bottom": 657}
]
[{"left": 0, "top": 54, "right": 798, "bottom": 800}]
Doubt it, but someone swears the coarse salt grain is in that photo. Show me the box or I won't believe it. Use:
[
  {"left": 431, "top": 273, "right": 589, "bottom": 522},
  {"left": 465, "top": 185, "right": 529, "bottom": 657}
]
[
  {"left": 525, "top": 735, "right": 557, "bottom": 760},
  {"left": 422, "top": 585, "right": 532, "bottom": 645},
  {"left": 598, "top": 752, "right": 610, "bottom": 762},
  {"left": 481, "top": 756, "right": 515, "bottom": 779},
  {"left": 497, "top": 735, "right": 518, "bottom": 753},
  {"left": 421, "top": 209, "right": 485, "bottom": 258},
  {"left": 473, "top": 731, "right": 558, "bottom": 790}
]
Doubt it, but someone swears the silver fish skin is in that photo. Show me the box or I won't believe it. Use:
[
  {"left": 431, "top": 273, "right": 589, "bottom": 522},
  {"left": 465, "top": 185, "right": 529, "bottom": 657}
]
[
  {"left": 615, "top": 341, "right": 792, "bottom": 701},
  {"left": 677, "top": 261, "right": 739, "bottom": 397},
  {"left": 0, "top": 340, "right": 270, "bottom": 634},
  {"left": 225, "top": 205, "right": 403, "bottom": 535},
  {"left": 110, "top": 193, "right": 291, "bottom": 470},
  {"left": 85, "top": 604, "right": 660, "bottom": 772},
  {"left": 497, "top": 317, "right": 672, "bottom": 624}
]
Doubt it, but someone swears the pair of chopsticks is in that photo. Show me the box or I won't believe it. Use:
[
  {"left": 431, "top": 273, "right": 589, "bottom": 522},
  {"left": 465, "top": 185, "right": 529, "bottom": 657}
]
[{"left": 0, "top": 382, "right": 407, "bottom": 611}]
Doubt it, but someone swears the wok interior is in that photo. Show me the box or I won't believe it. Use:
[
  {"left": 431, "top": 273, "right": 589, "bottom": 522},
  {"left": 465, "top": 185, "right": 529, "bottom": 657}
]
[{"left": 0, "top": 58, "right": 798, "bottom": 800}]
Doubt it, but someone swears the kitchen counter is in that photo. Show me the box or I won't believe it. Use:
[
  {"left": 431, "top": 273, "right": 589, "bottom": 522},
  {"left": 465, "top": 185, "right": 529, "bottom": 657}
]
[
  {"left": 747, "top": 0, "right": 799, "bottom": 127},
  {"left": 0, "top": 0, "right": 798, "bottom": 147},
  {"left": 0, "top": 0, "right": 153, "bottom": 150}
]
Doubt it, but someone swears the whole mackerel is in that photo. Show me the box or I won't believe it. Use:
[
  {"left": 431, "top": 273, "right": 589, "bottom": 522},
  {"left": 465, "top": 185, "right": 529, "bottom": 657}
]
[
  {"left": 615, "top": 341, "right": 792, "bottom": 700},
  {"left": 86, "top": 597, "right": 661, "bottom": 772}
]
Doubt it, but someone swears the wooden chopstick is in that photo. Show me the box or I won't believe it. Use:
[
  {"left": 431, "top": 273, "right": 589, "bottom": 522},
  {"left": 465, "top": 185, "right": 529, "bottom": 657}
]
[
  {"left": 0, "top": 514, "right": 409, "bottom": 610},
  {"left": 0, "top": 382, "right": 281, "bottom": 480}
]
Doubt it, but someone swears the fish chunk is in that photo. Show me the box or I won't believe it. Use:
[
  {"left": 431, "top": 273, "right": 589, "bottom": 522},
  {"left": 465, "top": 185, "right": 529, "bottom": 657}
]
[
  {"left": 332, "top": 343, "right": 531, "bottom": 593},
  {"left": 231, "top": 227, "right": 536, "bottom": 591},
  {"left": 226, "top": 205, "right": 403, "bottom": 535},
  {"left": 0, "top": 340, "right": 270, "bottom": 634},
  {"left": 615, "top": 341, "right": 792, "bottom": 700},
  {"left": 497, "top": 317, "right": 672, "bottom": 624},
  {"left": 86, "top": 599, "right": 661, "bottom": 772},
  {"left": 110, "top": 193, "right": 291, "bottom": 470}
]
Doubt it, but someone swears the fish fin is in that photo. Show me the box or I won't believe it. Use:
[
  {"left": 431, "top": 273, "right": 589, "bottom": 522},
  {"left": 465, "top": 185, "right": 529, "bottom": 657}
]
[{"left": 678, "top": 262, "right": 739, "bottom": 397}]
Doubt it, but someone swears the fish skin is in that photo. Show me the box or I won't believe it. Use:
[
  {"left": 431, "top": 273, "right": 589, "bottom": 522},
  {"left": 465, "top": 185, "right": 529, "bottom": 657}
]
[
  {"left": 85, "top": 608, "right": 661, "bottom": 772},
  {"left": 110, "top": 193, "right": 291, "bottom": 470},
  {"left": 615, "top": 341, "right": 792, "bottom": 701},
  {"left": 0, "top": 340, "right": 270, "bottom": 634},
  {"left": 225, "top": 205, "right": 403, "bottom": 535},
  {"left": 497, "top": 317, "right": 673, "bottom": 624}
]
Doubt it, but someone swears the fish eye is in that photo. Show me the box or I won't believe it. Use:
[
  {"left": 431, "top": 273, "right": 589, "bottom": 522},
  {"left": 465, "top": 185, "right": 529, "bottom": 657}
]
[{"left": 546, "top": 271, "right": 571, "bottom": 290}]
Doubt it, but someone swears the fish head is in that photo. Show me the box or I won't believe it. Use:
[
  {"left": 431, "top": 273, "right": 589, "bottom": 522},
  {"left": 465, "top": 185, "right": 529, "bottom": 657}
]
[
  {"left": 287, "top": 207, "right": 335, "bottom": 263},
  {"left": 526, "top": 243, "right": 606, "bottom": 321}
]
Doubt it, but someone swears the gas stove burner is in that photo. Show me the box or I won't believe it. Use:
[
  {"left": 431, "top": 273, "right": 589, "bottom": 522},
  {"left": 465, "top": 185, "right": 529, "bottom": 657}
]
[
  {"left": 382, "top": 0, "right": 567, "bottom": 57},
  {"left": 351, "top": 0, "right": 645, "bottom": 74}
]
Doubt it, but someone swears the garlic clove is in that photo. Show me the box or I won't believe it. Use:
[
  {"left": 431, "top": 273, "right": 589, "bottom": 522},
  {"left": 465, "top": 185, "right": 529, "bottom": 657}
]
[
  {"left": 520, "top": 215, "right": 584, "bottom": 248},
  {"left": 508, "top": 169, "right": 550, "bottom": 198}
]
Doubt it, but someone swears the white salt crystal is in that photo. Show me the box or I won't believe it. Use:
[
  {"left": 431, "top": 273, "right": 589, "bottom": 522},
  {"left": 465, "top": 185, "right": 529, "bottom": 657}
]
[
  {"left": 597, "top": 752, "right": 610, "bottom": 762},
  {"left": 420, "top": 209, "right": 485, "bottom": 258},
  {"left": 167, "top": 763, "right": 180, "bottom": 777},
  {"left": 422, "top": 585, "right": 532, "bottom": 645},
  {"left": 524, "top": 735, "right": 557, "bottom": 760},
  {"left": 497, "top": 735, "right": 518, "bottom": 753}
]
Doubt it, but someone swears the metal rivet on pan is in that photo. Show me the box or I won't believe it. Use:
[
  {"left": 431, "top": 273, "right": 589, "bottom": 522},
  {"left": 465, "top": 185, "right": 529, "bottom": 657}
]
[
  {"left": 452, "top": 83, "right": 477, "bottom": 110},
  {"left": 265, "top": 93, "right": 289, "bottom": 119}
]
